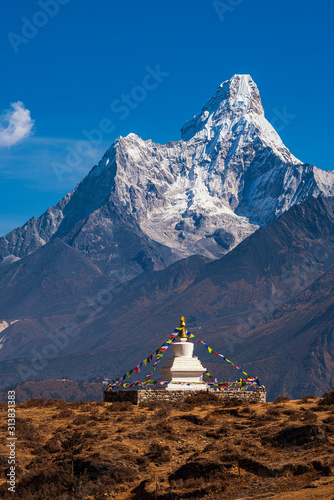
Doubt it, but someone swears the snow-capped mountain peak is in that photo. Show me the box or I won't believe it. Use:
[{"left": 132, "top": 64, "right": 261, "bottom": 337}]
[
  {"left": 1, "top": 75, "right": 333, "bottom": 283},
  {"left": 180, "top": 74, "right": 300, "bottom": 167},
  {"left": 181, "top": 74, "right": 263, "bottom": 140}
]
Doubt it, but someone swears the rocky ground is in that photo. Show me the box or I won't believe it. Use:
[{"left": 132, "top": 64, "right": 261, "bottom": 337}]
[{"left": 0, "top": 392, "right": 333, "bottom": 499}]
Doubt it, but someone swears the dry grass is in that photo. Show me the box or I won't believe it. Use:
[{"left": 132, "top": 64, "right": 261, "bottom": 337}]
[{"left": 0, "top": 397, "right": 333, "bottom": 499}]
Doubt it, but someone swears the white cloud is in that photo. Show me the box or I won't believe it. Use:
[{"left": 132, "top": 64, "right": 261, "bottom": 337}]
[{"left": 0, "top": 101, "right": 34, "bottom": 147}]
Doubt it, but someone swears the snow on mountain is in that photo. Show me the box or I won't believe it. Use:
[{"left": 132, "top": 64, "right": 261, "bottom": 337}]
[
  {"left": 181, "top": 74, "right": 299, "bottom": 165},
  {"left": 1, "top": 74, "right": 333, "bottom": 280}
]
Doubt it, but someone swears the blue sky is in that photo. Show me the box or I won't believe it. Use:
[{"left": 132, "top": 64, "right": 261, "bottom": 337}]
[{"left": 0, "top": 0, "right": 333, "bottom": 236}]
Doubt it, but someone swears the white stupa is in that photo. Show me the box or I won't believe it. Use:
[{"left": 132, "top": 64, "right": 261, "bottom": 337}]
[{"left": 159, "top": 317, "right": 208, "bottom": 391}]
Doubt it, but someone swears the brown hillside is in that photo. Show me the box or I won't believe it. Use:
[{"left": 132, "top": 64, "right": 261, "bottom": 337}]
[{"left": 0, "top": 395, "right": 333, "bottom": 499}]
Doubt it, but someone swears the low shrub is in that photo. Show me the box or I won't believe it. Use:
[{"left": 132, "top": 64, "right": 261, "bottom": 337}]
[
  {"left": 18, "top": 398, "right": 46, "bottom": 409},
  {"left": 43, "top": 437, "right": 61, "bottom": 453},
  {"left": 240, "top": 406, "right": 252, "bottom": 414},
  {"left": 45, "top": 399, "right": 66, "bottom": 408},
  {"left": 16, "top": 418, "right": 38, "bottom": 442},
  {"left": 274, "top": 396, "right": 290, "bottom": 404},
  {"left": 57, "top": 409, "right": 74, "bottom": 419},
  {"left": 299, "top": 395, "right": 316, "bottom": 403},
  {"left": 184, "top": 391, "right": 219, "bottom": 405},
  {"left": 206, "top": 423, "right": 231, "bottom": 439},
  {"left": 147, "top": 442, "right": 171, "bottom": 462},
  {"left": 283, "top": 409, "right": 296, "bottom": 416},
  {"left": 318, "top": 388, "right": 334, "bottom": 406},
  {"left": 219, "top": 398, "right": 246, "bottom": 408},
  {"left": 155, "top": 404, "right": 171, "bottom": 419},
  {"left": 300, "top": 410, "right": 317, "bottom": 423},
  {"left": 179, "top": 414, "right": 204, "bottom": 425},
  {"left": 136, "top": 455, "right": 149, "bottom": 468},
  {"left": 266, "top": 407, "right": 280, "bottom": 416},
  {"left": 105, "top": 401, "right": 133, "bottom": 412},
  {"left": 132, "top": 413, "right": 147, "bottom": 424},
  {"left": 73, "top": 414, "right": 90, "bottom": 425},
  {"left": 323, "top": 415, "right": 334, "bottom": 424}
]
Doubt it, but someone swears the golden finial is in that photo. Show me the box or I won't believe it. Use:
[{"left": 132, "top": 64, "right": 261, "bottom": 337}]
[{"left": 179, "top": 316, "right": 187, "bottom": 339}]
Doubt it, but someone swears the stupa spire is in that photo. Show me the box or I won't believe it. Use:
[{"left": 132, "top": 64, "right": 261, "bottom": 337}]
[{"left": 179, "top": 316, "right": 187, "bottom": 340}]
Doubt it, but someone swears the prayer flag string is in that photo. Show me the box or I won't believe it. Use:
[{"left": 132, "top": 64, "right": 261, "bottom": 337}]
[
  {"left": 186, "top": 330, "right": 259, "bottom": 385},
  {"left": 109, "top": 330, "right": 179, "bottom": 390},
  {"left": 106, "top": 327, "right": 260, "bottom": 390}
]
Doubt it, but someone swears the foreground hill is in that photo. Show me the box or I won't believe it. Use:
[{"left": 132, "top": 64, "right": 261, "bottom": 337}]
[{"left": 0, "top": 395, "right": 333, "bottom": 499}]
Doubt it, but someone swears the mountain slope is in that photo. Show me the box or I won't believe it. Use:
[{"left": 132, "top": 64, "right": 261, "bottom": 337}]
[
  {"left": 66, "top": 194, "right": 334, "bottom": 352},
  {"left": 236, "top": 264, "right": 334, "bottom": 399},
  {"left": 0, "top": 196, "right": 333, "bottom": 399},
  {"left": 0, "top": 238, "right": 106, "bottom": 319},
  {"left": 1, "top": 75, "right": 333, "bottom": 283}
]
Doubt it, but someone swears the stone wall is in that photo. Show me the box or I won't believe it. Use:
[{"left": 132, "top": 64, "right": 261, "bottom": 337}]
[
  {"left": 216, "top": 387, "right": 266, "bottom": 404},
  {"left": 104, "top": 390, "right": 139, "bottom": 404},
  {"left": 104, "top": 386, "right": 266, "bottom": 404}
]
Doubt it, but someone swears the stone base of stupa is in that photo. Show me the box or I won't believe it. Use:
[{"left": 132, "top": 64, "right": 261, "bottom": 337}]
[{"left": 103, "top": 386, "right": 267, "bottom": 404}]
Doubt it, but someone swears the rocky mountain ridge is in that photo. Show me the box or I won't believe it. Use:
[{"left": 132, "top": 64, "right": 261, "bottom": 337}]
[{"left": 1, "top": 74, "right": 333, "bottom": 284}]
